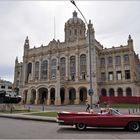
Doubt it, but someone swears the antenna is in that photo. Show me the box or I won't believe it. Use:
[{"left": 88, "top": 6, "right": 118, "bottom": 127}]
[{"left": 54, "top": 16, "right": 56, "bottom": 40}]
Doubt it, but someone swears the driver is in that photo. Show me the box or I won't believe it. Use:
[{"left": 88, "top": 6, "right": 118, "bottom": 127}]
[{"left": 99, "top": 108, "right": 110, "bottom": 115}]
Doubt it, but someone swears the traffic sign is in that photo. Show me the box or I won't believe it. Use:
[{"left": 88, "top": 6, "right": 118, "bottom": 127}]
[{"left": 88, "top": 88, "right": 94, "bottom": 96}]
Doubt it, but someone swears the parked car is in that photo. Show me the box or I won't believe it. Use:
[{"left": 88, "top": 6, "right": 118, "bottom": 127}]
[
  {"left": 57, "top": 108, "right": 140, "bottom": 132},
  {"left": 0, "top": 90, "right": 22, "bottom": 104}
]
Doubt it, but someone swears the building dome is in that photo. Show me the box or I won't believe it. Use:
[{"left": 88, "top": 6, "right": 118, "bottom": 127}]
[
  {"left": 65, "top": 11, "right": 85, "bottom": 26},
  {"left": 65, "top": 11, "right": 86, "bottom": 42}
]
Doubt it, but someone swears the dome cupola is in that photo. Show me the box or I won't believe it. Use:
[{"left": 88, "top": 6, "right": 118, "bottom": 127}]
[{"left": 65, "top": 11, "right": 86, "bottom": 42}]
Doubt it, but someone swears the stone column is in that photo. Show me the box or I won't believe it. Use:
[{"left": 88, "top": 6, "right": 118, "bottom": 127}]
[
  {"left": 121, "top": 54, "right": 125, "bottom": 81},
  {"left": 130, "top": 52, "right": 134, "bottom": 82},
  {"left": 54, "top": 61, "right": 61, "bottom": 106},
  {"left": 113, "top": 53, "right": 116, "bottom": 82},
  {"left": 22, "top": 57, "right": 27, "bottom": 85},
  {"left": 114, "top": 89, "right": 117, "bottom": 96},
  {"left": 55, "top": 98, "right": 61, "bottom": 105},
  {"left": 35, "top": 90, "right": 39, "bottom": 104},
  {"left": 26, "top": 90, "right": 31, "bottom": 104},
  {"left": 64, "top": 88, "right": 69, "bottom": 104},
  {"left": 74, "top": 88, "right": 80, "bottom": 104},
  {"left": 75, "top": 51, "right": 79, "bottom": 82},
  {"left": 123, "top": 87, "right": 126, "bottom": 96},
  {"left": 39, "top": 56, "right": 42, "bottom": 80},
  {"left": 65, "top": 51, "right": 69, "bottom": 80},
  {"left": 105, "top": 55, "right": 108, "bottom": 82},
  {"left": 86, "top": 49, "right": 90, "bottom": 83},
  {"left": 92, "top": 45, "right": 98, "bottom": 104},
  {"left": 47, "top": 89, "right": 50, "bottom": 105},
  {"left": 47, "top": 55, "right": 51, "bottom": 81},
  {"left": 31, "top": 60, "right": 35, "bottom": 81},
  {"left": 55, "top": 93, "right": 61, "bottom": 105}
]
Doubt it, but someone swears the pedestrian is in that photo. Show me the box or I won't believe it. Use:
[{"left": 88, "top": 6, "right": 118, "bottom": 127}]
[
  {"left": 97, "top": 101, "right": 100, "bottom": 108},
  {"left": 86, "top": 100, "right": 90, "bottom": 112}
]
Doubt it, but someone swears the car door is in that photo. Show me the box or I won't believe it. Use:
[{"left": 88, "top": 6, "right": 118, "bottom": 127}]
[
  {"left": 91, "top": 114, "right": 113, "bottom": 127},
  {"left": 90, "top": 112, "right": 122, "bottom": 127}
]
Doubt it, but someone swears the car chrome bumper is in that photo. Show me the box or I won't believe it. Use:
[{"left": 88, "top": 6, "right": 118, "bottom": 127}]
[{"left": 56, "top": 119, "right": 65, "bottom": 125}]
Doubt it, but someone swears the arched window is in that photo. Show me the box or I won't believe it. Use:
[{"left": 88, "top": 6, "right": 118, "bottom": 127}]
[
  {"left": 109, "top": 88, "right": 115, "bottom": 96},
  {"left": 27, "top": 63, "right": 32, "bottom": 81},
  {"left": 117, "top": 88, "right": 123, "bottom": 96},
  {"left": 41, "top": 60, "right": 48, "bottom": 80},
  {"left": 101, "top": 88, "right": 107, "bottom": 96},
  {"left": 70, "top": 56, "right": 76, "bottom": 80},
  {"left": 80, "top": 54, "right": 86, "bottom": 79},
  {"left": 60, "top": 57, "right": 66, "bottom": 78},
  {"left": 126, "top": 87, "right": 132, "bottom": 96},
  {"left": 51, "top": 59, "right": 57, "bottom": 79},
  {"left": 35, "top": 61, "right": 39, "bottom": 80}
]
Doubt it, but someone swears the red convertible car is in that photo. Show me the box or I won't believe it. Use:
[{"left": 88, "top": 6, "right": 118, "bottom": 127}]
[{"left": 57, "top": 108, "right": 140, "bottom": 132}]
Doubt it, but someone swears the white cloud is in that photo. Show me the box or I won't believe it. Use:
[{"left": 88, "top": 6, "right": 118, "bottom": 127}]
[{"left": 0, "top": 1, "right": 140, "bottom": 82}]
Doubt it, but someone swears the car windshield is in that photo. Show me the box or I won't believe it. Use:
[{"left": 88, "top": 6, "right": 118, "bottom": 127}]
[
  {"left": 99, "top": 108, "right": 121, "bottom": 115},
  {"left": 110, "top": 108, "right": 121, "bottom": 115}
]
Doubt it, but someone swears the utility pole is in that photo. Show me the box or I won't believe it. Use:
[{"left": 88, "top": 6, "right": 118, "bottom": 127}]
[{"left": 70, "top": 0, "right": 94, "bottom": 109}]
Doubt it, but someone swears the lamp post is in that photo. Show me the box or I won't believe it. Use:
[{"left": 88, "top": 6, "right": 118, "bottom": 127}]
[{"left": 70, "top": 0, "right": 94, "bottom": 109}]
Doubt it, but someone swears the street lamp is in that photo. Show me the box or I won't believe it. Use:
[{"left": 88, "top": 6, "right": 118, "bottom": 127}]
[{"left": 70, "top": 0, "right": 94, "bottom": 109}]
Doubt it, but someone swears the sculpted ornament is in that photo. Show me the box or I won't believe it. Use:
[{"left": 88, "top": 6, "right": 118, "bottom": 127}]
[{"left": 49, "top": 39, "right": 58, "bottom": 50}]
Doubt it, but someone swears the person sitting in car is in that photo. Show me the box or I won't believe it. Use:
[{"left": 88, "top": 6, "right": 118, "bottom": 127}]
[{"left": 98, "top": 108, "right": 110, "bottom": 115}]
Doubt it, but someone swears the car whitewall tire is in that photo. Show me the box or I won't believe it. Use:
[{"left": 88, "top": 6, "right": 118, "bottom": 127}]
[
  {"left": 76, "top": 123, "right": 86, "bottom": 131},
  {"left": 128, "top": 122, "right": 140, "bottom": 132}
]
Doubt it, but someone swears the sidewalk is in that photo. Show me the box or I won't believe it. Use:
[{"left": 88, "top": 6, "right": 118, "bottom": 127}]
[{"left": 0, "top": 111, "right": 57, "bottom": 122}]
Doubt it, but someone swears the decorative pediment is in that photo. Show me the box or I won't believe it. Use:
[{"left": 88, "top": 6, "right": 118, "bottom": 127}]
[{"left": 48, "top": 39, "right": 58, "bottom": 50}]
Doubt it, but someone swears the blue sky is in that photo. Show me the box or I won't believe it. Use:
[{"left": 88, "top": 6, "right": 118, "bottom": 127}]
[{"left": 0, "top": 1, "right": 140, "bottom": 82}]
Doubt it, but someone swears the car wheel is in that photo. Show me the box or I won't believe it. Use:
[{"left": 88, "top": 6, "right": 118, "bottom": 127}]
[
  {"left": 128, "top": 122, "right": 140, "bottom": 132},
  {"left": 76, "top": 123, "right": 86, "bottom": 131}
]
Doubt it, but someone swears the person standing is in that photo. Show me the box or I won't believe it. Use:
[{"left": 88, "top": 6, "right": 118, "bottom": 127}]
[{"left": 86, "top": 100, "right": 90, "bottom": 112}]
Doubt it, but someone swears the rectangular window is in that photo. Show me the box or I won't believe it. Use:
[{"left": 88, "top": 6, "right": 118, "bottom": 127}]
[
  {"left": 69, "top": 30, "right": 71, "bottom": 36},
  {"left": 108, "top": 57, "right": 113, "bottom": 67},
  {"left": 51, "top": 69, "right": 56, "bottom": 79},
  {"left": 1, "top": 85, "right": 5, "bottom": 89},
  {"left": 100, "top": 58, "right": 105, "bottom": 67},
  {"left": 74, "top": 29, "right": 77, "bottom": 35},
  {"left": 125, "top": 70, "right": 131, "bottom": 79},
  {"left": 109, "top": 72, "right": 113, "bottom": 81},
  {"left": 71, "top": 75, "right": 75, "bottom": 81},
  {"left": 101, "top": 72, "right": 105, "bottom": 81},
  {"left": 124, "top": 54, "right": 129, "bottom": 63},
  {"left": 115, "top": 56, "right": 121, "bottom": 65},
  {"left": 16, "top": 80, "right": 19, "bottom": 87},
  {"left": 8, "top": 86, "right": 12, "bottom": 89},
  {"left": 117, "top": 71, "right": 122, "bottom": 80}
]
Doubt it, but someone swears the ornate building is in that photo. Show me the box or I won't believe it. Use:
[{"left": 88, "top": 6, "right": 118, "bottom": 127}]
[{"left": 13, "top": 11, "right": 140, "bottom": 105}]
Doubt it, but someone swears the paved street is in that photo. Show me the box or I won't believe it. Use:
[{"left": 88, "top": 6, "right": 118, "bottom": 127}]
[
  {"left": 0, "top": 117, "right": 140, "bottom": 139},
  {"left": 0, "top": 104, "right": 140, "bottom": 139}
]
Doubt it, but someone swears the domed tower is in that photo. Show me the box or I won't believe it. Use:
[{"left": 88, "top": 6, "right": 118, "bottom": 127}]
[{"left": 65, "top": 11, "right": 86, "bottom": 42}]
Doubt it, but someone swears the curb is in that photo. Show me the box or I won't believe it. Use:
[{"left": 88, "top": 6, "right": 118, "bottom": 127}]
[{"left": 0, "top": 114, "right": 57, "bottom": 123}]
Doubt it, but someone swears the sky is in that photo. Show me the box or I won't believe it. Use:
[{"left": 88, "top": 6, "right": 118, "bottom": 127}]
[{"left": 0, "top": 0, "right": 140, "bottom": 82}]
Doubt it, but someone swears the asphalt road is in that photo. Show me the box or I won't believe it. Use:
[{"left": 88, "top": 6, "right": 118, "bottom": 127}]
[{"left": 0, "top": 117, "right": 140, "bottom": 139}]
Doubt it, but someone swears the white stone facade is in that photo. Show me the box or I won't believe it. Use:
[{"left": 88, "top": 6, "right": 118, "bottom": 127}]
[{"left": 13, "top": 11, "right": 140, "bottom": 105}]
